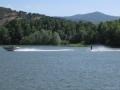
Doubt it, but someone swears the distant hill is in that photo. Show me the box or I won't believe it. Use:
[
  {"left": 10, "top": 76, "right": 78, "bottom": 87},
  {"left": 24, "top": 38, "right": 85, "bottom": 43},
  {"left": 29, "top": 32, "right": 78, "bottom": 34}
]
[
  {"left": 63, "top": 12, "right": 120, "bottom": 23},
  {"left": 0, "top": 7, "right": 17, "bottom": 17},
  {"left": 0, "top": 7, "right": 18, "bottom": 25},
  {"left": 0, "top": 7, "right": 46, "bottom": 26},
  {"left": 1, "top": 7, "right": 120, "bottom": 25}
]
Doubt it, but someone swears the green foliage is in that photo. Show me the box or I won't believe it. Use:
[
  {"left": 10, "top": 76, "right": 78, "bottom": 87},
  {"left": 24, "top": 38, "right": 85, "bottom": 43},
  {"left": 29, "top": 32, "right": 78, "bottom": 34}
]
[
  {"left": 0, "top": 10, "right": 120, "bottom": 47},
  {"left": 51, "top": 32, "right": 61, "bottom": 45},
  {"left": 20, "top": 30, "right": 61, "bottom": 45},
  {"left": 96, "top": 20, "right": 120, "bottom": 47},
  {"left": 0, "top": 27, "right": 11, "bottom": 44}
]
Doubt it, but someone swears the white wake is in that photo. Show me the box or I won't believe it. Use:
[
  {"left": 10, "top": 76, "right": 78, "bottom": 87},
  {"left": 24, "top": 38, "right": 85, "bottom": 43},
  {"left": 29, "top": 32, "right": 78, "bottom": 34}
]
[
  {"left": 91, "top": 45, "right": 120, "bottom": 52},
  {"left": 14, "top": 48, "right": 74, "bottom": 52}
]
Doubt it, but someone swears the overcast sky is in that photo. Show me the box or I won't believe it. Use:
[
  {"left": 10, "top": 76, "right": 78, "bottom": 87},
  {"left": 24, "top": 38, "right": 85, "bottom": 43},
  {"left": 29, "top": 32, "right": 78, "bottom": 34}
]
[{"left": 0, "top": 0, "right": 120, "bottom": 16}]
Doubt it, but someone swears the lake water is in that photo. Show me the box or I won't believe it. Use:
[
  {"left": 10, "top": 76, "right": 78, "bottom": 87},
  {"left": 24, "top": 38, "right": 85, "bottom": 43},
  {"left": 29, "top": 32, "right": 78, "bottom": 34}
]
[{"left": 0, "top": 46, "right": 120, "bottom": 90}]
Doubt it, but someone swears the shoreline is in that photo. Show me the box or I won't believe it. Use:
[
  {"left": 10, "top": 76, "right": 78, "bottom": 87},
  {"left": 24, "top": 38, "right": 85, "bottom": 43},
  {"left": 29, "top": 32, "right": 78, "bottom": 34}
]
[
  {"left": 0, "top": 43, "right": 86, "bottom": 47},
  {"left": 1, "top": 44, "right": 120, "bottom": 48}
]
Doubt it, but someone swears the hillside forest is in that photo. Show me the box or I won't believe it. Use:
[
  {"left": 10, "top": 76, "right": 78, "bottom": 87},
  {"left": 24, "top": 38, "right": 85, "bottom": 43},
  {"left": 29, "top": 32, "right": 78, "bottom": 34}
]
[{"left": 0, "top": 7, "right": 120, "bottom": 47}]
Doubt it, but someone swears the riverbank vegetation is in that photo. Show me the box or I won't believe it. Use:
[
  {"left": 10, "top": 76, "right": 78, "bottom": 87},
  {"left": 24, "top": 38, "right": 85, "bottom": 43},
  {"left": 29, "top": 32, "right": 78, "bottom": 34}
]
[{"left": 0, "top": 9, "right": 120, "bottom": 47}]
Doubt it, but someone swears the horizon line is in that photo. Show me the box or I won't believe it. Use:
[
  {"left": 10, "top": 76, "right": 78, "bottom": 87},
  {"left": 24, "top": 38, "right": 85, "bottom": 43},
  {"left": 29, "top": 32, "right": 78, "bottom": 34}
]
[{"left": 1, "top": 6, "right": 120, "bottom": 17}]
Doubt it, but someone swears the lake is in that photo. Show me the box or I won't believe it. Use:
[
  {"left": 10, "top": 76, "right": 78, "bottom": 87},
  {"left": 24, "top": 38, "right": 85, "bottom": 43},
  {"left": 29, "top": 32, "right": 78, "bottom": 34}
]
[{"left": 0, "top": 46, "right": 120, "bottom": 90}]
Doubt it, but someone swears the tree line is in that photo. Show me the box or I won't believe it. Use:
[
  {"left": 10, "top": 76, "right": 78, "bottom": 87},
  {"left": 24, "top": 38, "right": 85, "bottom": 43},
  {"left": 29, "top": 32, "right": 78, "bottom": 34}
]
[{"left": 0, "top": 12, "right": 120, "bottom": 47}]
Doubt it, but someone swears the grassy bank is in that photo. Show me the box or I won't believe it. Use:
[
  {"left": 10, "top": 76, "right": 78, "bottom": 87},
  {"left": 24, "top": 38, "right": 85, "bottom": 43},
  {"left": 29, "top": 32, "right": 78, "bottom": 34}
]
[
  {"left": 0, "top": 43, "right": 87, "bottom": 47},
  {"left": 68, "top": 43, "right": 87, "bottom": 47}
]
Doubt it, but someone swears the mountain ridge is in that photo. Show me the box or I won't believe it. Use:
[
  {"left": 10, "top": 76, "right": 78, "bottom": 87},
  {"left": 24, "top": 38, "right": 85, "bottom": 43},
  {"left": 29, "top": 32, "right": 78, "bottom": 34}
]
[
  {"left": 0, "top": 7, "right": 120, "bottom": 25},
  {"left": 62, "top": 12, "right": 120, "bottom": 23},
  {"left": 0, "top": 7, "right": 46, "bottom": 26}
]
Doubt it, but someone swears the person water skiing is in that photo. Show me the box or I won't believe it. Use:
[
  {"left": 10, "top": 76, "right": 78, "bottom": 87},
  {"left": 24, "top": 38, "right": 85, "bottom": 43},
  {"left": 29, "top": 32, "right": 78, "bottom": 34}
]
[{"left": 91, "top": 45, "right": 92, "bottom": 50}]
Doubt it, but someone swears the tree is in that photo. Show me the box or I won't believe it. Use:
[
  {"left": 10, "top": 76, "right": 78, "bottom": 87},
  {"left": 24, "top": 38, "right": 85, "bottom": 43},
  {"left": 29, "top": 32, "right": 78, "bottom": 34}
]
[
  {"left": 51, "top": 32, "right": 61, "bottom": 45},
  {"left": 0, "top": 27, "right": 11, "bottom": 44}
]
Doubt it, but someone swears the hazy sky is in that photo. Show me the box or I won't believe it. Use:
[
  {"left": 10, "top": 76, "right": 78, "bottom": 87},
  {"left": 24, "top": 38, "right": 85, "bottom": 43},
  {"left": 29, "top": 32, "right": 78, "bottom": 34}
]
[{"left": 0, "top": 0, "right": 120, "bottom": 16}]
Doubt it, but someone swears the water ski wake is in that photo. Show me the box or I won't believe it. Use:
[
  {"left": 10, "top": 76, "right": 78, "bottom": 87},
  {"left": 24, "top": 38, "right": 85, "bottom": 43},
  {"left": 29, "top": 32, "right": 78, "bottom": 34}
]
[
  {"left": 91, "top": 45, "right": 120, "bottom": 52},
  {"left": 14, "top": 48, "right": 74, "bottom": 52}
]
